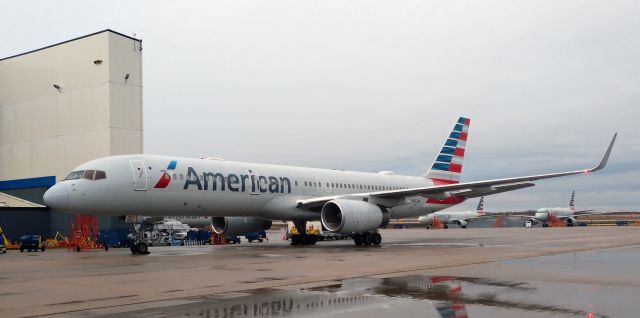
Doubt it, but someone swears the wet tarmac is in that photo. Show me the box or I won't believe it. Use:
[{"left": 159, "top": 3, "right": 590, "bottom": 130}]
[
  {"left": 1, "top": 227, "right": 639, "bottom": 318},
  {"left": 97, "top": 247, "right": 639, "bottom": 318}
]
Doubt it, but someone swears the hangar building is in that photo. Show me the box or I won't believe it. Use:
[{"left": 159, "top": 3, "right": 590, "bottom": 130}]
[{"left": 0, "top": 30, "right": 143, "bottom": 241}]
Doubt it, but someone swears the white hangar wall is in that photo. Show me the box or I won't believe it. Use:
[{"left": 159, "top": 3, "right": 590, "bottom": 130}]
[{"left": 0, "top": 30, "right": 143, "bottom": 181}]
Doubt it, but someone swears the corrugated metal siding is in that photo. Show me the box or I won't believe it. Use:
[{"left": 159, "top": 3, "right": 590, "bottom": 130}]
[
  {"left": 0, "top": 31, "right": 143, "bottom": 182},
  {"left": 0, "top": 32, "right": 110, "bottom": 106}
]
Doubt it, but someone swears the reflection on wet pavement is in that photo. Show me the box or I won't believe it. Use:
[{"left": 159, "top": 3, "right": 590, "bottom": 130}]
[{"left": 99, "top": 274, "right": 610, "bottom": 318}]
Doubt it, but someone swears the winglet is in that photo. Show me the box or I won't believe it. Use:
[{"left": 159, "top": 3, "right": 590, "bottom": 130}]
[{"left": 590, "top": 133, "right": 617, "bottom": 172}]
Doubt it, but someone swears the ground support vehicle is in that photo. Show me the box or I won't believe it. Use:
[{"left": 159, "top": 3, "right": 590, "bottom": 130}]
[
  {"left": 19, "top": 235, "right": 45, "bottom": 252},
  {"left": 245, "top": 230, "right": 267, "bottom": 243}
]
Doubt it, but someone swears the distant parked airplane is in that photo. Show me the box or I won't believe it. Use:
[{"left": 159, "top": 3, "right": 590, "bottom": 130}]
[
  {"left": 522, "top": 191, "right": 598, "bottom": 227},
  {"left": 418, "top": 197, "right": 489, "bottom": 228}
]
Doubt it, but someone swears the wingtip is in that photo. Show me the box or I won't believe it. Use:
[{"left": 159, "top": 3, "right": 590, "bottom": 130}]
[{"left": 591, "top": 133, "right": 617, "bottom": 172}]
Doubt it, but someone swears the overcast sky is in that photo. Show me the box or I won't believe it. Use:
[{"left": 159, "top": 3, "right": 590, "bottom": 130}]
[{"left": 2, "top": 1, "right": 638, "bottom": 211}]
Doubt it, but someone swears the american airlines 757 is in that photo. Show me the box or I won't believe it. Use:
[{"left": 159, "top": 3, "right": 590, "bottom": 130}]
[{"left": 43, "top": 117, "right": 617, "bottom": 254}]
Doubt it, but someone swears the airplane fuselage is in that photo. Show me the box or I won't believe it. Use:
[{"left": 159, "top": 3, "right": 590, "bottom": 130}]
[
  {"left": 419, "top": 211, "right": 481, "bottom": 226},
  {"left": 47, "top": 155, "right": 464, "bottom": 221},
  {"left": 533, "top": 207, "right": 574, "bottom": 222}
]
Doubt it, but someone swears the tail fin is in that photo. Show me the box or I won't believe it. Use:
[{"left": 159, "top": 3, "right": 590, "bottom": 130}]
[
  {"left": 568, "top": 190, "right": 575, "bottom": 212},
  {"left": 476, "top": 197, "right": 484, "bottom": 213},
  {"left": 423, "top": 116, "right": 470, "bottom": 184}
]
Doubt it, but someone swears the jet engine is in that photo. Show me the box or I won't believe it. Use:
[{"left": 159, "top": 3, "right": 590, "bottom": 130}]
[
  {"left": 321, "top": 199, "right": 390, "bottom": 233},
  {"left": 455, "top": 220, "right": 468, "bottom": 228},
  {"left": 565, "top": 217, "right": 577, "bottom": 227},
  {"left": 211, "top": 217, "right": 272, "bottom": 236}
]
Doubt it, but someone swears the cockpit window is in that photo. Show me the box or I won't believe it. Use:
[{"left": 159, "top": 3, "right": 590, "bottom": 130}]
[
  {"left": 83, "top": 170, "right": 95, "bottom": 180},
  {"left": 65, "top": 171, "right": 84, "bottom": 180},
  {"left": 94, "top": 170, "right": 106, "bottom": 180},
  {"left": 64, "top": 170, "right": 106, "bottom": 181}
]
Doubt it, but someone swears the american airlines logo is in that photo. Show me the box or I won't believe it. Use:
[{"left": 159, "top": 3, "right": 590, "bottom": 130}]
[
  {"left": 154, "top": 160, "right": 178, "bottom": 189},
  {"left": 183, "top": 167, "right": 292, "bottom": 194}
]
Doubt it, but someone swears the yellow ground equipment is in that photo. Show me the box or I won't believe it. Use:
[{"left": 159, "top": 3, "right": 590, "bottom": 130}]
[
  {"left": 0, "top": 226, "right": 20, "bottom": 249},
  {"left": 44, "top": 231, "right": 70, "bottom": 249}
]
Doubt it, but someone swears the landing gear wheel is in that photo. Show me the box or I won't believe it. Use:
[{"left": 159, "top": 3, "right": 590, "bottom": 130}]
[
  {"left": 363, "top": 232, "right": 373, "bottom": 245},
  {"left": 130, "top": 242, "right": 150, "bottom": 255},
  {"left": 443, "top": 224, "right": 449, "bottom": 229},
  {"left": 461, "top": 225, "right": 467, "bottom": 229},
  {"left": 136, "top": 242, "right": 149, "bottom": 254},
  {"left": 372, "top": 233, "right": 382, "bottom": 246},
  {"left": 542, "top": 223, "right": 549, "bottom": 228},
  {"left": 291, "top": 234, "right": 300, "bottom": 245},
  {"left": 353, "top": 234, "right": 364, "bottom": 246}
]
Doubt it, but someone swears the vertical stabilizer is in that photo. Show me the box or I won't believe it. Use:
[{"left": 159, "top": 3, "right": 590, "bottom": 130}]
[
  {"left": 569, "top": 190, "right": 576, "bottom": 212},
  {"left": 423, "top": 117, "right": 470, "bottom": 184},
  {"left": 476, "top": 197, "right": 485, "bottom": 213}
]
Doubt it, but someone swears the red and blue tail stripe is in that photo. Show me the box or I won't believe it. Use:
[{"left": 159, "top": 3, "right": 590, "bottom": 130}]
[{"left": 424, "top": 117, "right": 470, "bottom": 184}]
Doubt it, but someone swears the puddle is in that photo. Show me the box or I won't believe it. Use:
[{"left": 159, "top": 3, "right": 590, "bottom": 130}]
[{"left": 97, "top": 274, "right": 617, "bottom": 318}]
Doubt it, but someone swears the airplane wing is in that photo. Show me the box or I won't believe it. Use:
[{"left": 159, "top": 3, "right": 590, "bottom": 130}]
[{"left": 297, "top": 133, "right": 616, "bottom": 210}]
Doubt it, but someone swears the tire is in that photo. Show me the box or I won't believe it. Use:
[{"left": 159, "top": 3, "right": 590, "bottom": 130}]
[
  {"left": 76, "top": 246, "right": 81, "bottom": 252},
  {"left": 443, "top": 225, "right": 449, "bottom": 229},
  {"left": 41, "top": 246, "right": 46, "bottom": 252},
  {"left": 130, "top": 245, "right": 138, "bottom": 254},
  {"left": 258, "top": 239, "right": 263, "bottom": 243},
  {"left": 461, "top": 225, "right": 467, "bottom": 229},
  {"left": 354, "top": 234, "right": 364, "bottom": 246},
  {"left": 136, "top": 242, "right": 148, "bottom": 254},
  {"left": 363, "top": 233, "right": 373, "bottom": 245},
  {"left": 104, "top": 245, "right": 109, "bottom": 251},
  {"left": 248, "top": 239, "right": 253, "bottom": 243},
  {"left": 372, "top": 233, "right": 382, "bottom": 246}
]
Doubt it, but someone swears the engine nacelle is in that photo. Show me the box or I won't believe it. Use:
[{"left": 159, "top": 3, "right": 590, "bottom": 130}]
[
  {"left": 321, "top": 199, "right": 390, "bottom": 233},
  {"left": 211, "top": 217, "right": 272, "bottom": 236},
  {"left": 566, "top": 217, "right": 577, "bottom": 226},
  {"left": 455, "top": 220, "right": 468, "bottom": 227}
]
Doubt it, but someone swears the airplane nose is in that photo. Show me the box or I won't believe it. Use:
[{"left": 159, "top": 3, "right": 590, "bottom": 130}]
[{"left": 43, "top": 183, "right": 69, "bottom": 210}]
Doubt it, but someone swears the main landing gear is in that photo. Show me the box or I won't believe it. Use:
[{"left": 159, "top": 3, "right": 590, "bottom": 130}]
[{"left": 353, "top": 232, "right": 382, "bottom": 246}]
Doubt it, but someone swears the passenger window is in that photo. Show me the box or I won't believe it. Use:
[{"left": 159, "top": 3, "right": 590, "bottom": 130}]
[
  {"left": 94, "top": 170, "right": 106, "bottom": 180},
  {"left": 304, "top": 181, "right": 308, "bottom": 186},
  {"left": 82, "top": 170, "right": 95, "bottom": 180},
  {"left": 295, "top": 181, "right": 298, "bottom": 186},
  {"left": 65, "top": 171, "right": 84, "bottom": 180},
  {"left": 173, "top": 174, "right": 177, "bottom": 180}
]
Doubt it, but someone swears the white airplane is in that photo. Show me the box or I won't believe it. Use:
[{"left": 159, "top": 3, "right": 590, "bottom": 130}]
[
  {"left": 523, "top": 191, "right": 595, "bottom": 227},
  {"left": 417, "top": 197, "right": 488, "bottom": 229},
  {"left": 43, "top": 117, "right": 617, "bottom": 254}
]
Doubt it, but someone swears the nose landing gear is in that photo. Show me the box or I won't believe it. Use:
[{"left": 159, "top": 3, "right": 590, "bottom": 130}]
[{"left": 130, "top": 241, "right": 150, "bottom": 255}]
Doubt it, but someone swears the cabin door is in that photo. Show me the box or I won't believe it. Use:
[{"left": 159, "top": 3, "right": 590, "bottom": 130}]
[{"left": 131, "top": 160, "right": 148, "bottom": 191}]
